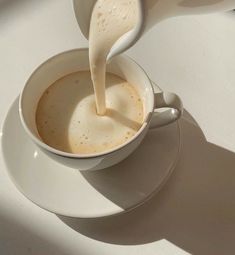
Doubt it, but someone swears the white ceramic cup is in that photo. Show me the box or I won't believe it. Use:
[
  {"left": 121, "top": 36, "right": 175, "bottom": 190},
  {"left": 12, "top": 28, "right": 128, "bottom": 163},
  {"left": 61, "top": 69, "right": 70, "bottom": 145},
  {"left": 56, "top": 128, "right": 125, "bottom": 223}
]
[{"left": 19, "top": 48, "right": 183, "bottom": 171}]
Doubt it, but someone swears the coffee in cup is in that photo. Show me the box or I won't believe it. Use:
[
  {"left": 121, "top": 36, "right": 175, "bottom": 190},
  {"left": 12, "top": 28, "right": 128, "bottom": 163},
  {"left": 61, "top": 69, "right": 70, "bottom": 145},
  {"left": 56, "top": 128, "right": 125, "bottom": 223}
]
[{"left": 36, "top": 71, "right": 144, "bottom": 154}]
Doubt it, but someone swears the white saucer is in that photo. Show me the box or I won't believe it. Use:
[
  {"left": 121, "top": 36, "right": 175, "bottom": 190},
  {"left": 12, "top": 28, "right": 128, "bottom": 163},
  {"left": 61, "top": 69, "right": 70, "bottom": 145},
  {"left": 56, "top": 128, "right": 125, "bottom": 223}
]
[{"left": 1, "top": 84, "right": 181, "bottom": 218}]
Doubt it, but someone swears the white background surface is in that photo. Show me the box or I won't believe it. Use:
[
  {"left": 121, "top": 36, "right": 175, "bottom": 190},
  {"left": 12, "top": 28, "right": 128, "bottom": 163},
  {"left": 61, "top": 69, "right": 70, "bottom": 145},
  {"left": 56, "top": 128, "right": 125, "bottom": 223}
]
[{"left": 1, "top": 0, "right": 235, "bottom": 254}]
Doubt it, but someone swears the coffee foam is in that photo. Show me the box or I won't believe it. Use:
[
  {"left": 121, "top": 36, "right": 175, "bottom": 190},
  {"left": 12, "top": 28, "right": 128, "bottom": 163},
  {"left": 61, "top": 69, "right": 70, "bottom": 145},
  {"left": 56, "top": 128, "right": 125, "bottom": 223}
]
[{"left": 36, "top": 71, "right": 143, "bottom": 154}]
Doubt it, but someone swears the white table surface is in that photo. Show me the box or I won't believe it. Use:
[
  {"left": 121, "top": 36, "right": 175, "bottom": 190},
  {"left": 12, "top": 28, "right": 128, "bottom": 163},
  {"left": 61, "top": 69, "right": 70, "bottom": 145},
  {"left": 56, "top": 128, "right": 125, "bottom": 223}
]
[{"left": 1, "top": 1, "right": 235, "bottom": 254}]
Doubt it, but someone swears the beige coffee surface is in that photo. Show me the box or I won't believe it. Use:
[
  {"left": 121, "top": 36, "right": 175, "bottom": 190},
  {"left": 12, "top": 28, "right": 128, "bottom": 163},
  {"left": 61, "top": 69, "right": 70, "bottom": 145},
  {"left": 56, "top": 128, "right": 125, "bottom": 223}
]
[{"left": 36, "top": 71, "right": 143, "bottom": 154}]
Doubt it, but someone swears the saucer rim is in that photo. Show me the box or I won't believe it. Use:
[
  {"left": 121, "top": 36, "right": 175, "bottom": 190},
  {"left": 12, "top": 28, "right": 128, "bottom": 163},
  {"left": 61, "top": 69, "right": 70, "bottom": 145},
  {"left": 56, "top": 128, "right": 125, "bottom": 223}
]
[{"left": 1, "top": 83, "right": 181, "bottom": 218}]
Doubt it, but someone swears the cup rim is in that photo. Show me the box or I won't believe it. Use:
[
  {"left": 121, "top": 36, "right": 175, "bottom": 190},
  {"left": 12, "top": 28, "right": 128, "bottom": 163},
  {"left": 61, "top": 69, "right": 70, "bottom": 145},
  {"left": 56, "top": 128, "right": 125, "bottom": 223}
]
[{"left": 19, "top": 48, "right": 154, "bottom": 159}]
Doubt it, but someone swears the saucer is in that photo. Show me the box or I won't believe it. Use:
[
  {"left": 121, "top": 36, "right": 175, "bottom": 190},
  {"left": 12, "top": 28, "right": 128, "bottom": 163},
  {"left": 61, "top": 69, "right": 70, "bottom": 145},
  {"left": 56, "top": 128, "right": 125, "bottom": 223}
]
[{"left": 1, "top": 83, "right": 181, "bottom": 218}]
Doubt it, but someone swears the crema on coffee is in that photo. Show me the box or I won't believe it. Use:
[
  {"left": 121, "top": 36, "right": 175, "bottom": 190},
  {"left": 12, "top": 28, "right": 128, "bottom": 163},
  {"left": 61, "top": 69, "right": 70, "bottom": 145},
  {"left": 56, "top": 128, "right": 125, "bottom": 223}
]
[{"left": 36, "top": 71, "right": 143, "bottom": 154}]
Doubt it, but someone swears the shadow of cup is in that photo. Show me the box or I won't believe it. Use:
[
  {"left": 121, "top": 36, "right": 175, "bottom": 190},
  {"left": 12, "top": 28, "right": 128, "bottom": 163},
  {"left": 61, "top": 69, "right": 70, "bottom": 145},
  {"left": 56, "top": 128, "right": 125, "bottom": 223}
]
[{"left": 58, "top": 110, "right": 235, "bottom": 255}]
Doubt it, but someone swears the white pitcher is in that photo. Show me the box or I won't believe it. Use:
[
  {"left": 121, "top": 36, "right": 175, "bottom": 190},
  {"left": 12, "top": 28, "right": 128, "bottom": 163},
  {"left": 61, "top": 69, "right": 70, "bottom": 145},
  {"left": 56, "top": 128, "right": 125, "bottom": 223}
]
[{"left": 73, "top": 0, "right": 235, "bottom": 59}]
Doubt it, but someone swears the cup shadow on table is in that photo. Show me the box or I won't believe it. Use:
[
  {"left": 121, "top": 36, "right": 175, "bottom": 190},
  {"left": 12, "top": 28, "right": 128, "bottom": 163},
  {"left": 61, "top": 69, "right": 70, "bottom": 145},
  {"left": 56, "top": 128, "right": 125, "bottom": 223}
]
[{"left": 58, "top": 110, "right": 235, "bottom": 255}]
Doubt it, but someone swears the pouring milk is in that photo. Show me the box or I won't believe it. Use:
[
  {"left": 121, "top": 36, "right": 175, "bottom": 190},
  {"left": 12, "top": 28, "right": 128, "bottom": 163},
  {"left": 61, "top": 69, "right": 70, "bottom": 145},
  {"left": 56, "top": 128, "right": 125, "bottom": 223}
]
[{"left": 89, "top": 0, "right": 139, "bottom": 115}]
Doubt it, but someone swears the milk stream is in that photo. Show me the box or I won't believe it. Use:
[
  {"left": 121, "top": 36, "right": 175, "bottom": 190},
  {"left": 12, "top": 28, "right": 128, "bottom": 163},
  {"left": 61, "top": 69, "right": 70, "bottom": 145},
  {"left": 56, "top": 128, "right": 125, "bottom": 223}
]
[{"left": 89, "top": 0, "right": 138, "bottom": 115}]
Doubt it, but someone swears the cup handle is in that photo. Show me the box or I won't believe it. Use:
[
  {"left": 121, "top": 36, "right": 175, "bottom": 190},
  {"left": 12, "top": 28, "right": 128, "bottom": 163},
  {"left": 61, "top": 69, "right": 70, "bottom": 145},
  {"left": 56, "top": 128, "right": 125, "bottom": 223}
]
[{"left": 150, "top": 91, "right": 183, "bottom": 129}]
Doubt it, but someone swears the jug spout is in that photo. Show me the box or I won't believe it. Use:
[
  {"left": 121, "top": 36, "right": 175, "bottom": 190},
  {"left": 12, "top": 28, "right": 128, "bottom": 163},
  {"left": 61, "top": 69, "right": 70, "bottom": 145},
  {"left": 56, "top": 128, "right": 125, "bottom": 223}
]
[
  {"left": 73, "top": 0, "right": 145, "bottom": 60},
  {"left": 109, "top": 0, "right": 235, "bottom": 59},
  {"left": 73, "top": 0, "right": 235, "bottom": 59}
]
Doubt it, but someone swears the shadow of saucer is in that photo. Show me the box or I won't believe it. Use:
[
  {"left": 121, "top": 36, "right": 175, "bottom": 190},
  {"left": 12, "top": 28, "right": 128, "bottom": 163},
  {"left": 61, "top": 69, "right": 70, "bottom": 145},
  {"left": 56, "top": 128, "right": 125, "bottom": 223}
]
[{"left": 58, "top": 110, "right": 235, "bottom": 255}]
